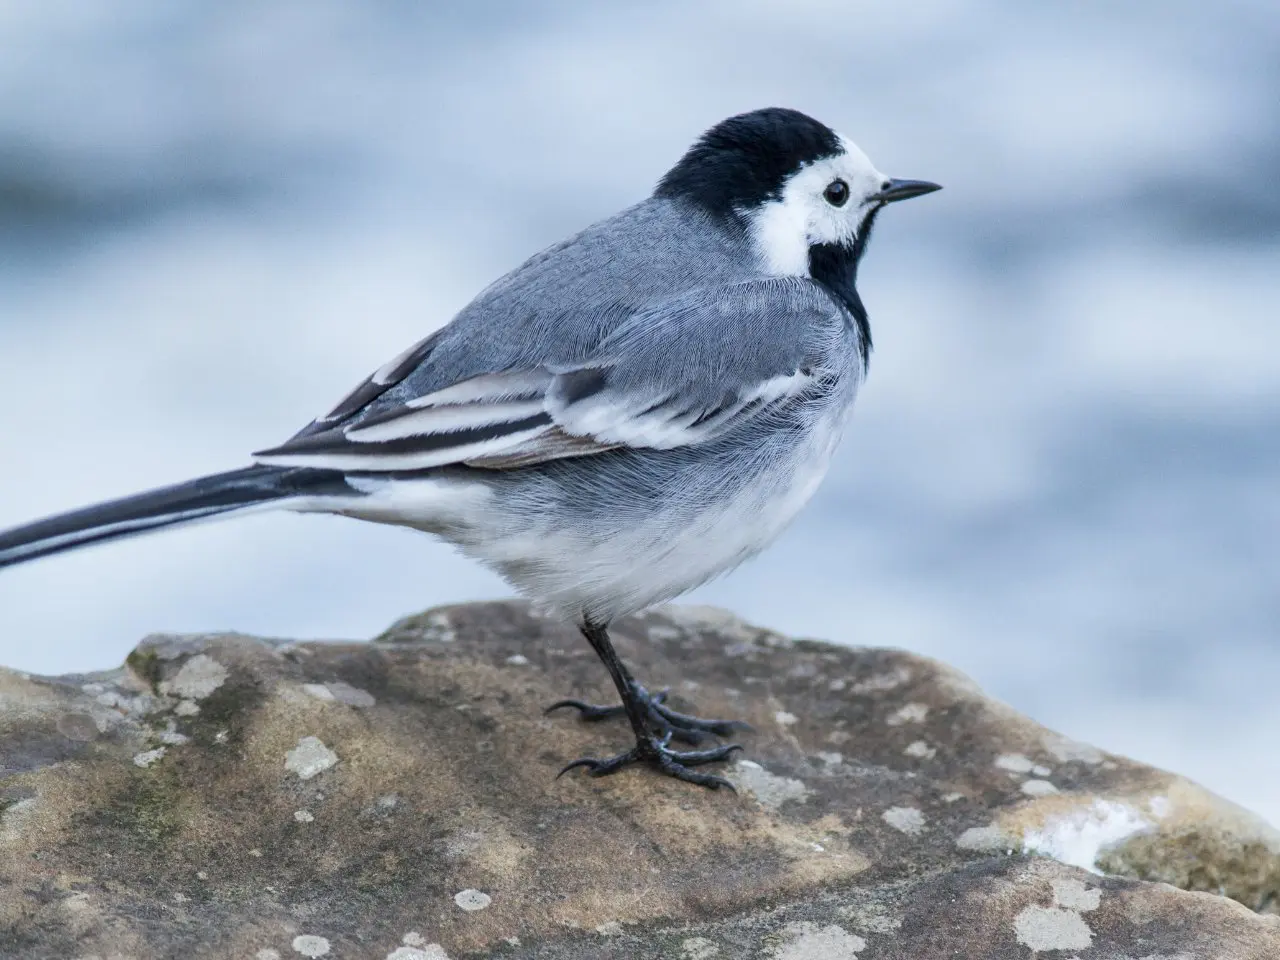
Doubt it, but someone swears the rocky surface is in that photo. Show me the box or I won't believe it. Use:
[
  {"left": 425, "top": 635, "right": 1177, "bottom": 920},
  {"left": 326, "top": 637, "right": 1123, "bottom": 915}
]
[{"left": 2, "top": 601, "right": 1277, "bottom": 958}]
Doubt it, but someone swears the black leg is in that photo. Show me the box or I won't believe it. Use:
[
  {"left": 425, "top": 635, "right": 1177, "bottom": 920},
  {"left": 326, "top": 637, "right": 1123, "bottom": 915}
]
[{"left": 548, "top": 619, "right": 746, "bottom": 789}]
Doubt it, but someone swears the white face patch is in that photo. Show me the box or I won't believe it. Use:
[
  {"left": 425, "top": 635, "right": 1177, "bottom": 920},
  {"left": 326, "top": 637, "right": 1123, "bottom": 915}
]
[{"left": 748, "top": 134, "right": 888, "bottom": 277}]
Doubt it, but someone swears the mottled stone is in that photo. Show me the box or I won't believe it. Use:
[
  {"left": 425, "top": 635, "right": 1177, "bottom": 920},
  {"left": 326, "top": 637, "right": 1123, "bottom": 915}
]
[
  {"left": 292, "top": 933, "right": 332, "bottom": 957},
  {"left": 881, "top": 806, "right": 926, "bottom": 836},
  {"left": 160, "top": 653, "right": 228, "bottom": 700},
  {"left": 284, "top": 736, "right": 339, "bottom": 780},
  {"left": 453, "top": 889, "right": 492, "bottom": 912},
  {"left": 1, "top": 602, "right": 1277, "bottom": 959}
]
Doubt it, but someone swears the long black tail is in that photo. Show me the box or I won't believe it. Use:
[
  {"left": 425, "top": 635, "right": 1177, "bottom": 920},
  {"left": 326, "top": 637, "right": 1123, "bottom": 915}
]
[{"left": 0, "top": 465, "right": 356, "bottom": 570}]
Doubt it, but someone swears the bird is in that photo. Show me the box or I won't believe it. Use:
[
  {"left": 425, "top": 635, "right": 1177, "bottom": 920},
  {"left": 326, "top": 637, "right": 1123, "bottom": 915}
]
[{"left": 0, "top": 107, "right": 939, "bottom": 789}]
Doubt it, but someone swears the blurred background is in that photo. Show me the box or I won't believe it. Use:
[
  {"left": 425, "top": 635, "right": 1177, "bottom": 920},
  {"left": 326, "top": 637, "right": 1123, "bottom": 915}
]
[{"left": 1, "top": 2, "right": 1276, "bottom": 822}]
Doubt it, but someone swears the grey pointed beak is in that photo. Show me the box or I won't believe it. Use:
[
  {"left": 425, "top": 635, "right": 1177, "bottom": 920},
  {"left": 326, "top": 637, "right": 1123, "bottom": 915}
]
[{"left": 874, "top": 179, "right": 942, "bottom": 204}]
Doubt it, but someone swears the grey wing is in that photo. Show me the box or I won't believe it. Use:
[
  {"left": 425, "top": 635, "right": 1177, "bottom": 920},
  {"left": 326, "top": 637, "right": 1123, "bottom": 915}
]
[{"left": 252, "top": 277, "right": 854, "bottom": 473}]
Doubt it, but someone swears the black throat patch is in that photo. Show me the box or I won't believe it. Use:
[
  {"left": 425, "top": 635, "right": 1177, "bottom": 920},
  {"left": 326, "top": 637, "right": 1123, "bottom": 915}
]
[
  {"left": 655, "top": 108, "right": 844, "bottom": 220},
  {"left": 808, "top": 205, "right": 882, "bottom": 368}
]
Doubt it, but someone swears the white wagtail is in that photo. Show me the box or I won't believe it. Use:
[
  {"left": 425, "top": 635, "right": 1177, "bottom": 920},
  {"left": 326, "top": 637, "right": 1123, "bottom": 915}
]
[{"left": 0, "top": 108, "right": 939, "bottom": 789}]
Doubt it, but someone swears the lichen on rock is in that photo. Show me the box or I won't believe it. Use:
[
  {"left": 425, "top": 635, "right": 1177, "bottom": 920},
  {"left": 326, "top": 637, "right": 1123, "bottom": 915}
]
[{"left": 0, "top": 601, "right": 1276, "bottom": 958}]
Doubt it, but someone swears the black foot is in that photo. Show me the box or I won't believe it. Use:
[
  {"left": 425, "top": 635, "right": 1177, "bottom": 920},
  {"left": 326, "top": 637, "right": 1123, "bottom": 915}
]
[
  {"left": 552, "top": 619, "right": 751, "bottom": 790},
  {"left": 547, "top": 685, "right": 749, "bottom": 745},
  {"left": 557, "top": 734, "right": 744, "bottom": 790}
]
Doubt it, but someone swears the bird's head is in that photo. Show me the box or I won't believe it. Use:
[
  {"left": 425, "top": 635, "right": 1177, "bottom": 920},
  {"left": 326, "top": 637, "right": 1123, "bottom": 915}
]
[{"left": 655, "top": 107, "right": 940, "bottom": 280}]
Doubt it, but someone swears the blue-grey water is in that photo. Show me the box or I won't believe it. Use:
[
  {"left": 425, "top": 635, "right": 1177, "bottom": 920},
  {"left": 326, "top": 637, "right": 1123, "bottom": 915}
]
[{"left": 1, "top": 2, "right": 1277, "bottom": 823}]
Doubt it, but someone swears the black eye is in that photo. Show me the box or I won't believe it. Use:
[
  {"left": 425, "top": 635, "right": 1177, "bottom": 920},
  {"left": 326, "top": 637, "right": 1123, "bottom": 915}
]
[{"left": 823, "top": 179, "right": 849, "bottom": 207}]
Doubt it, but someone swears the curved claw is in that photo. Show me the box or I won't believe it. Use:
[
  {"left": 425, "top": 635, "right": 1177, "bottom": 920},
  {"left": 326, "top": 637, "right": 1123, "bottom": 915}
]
[
  {"left": 557, "top": 751, "right": 633, "bottom": 779},
  {"left": 545, "top": 698, "right": 621, "bottom": 720},
  {"left": 544, "top": 699, "right": 586, "bottom": 715},
  {"left": 668, "top": 768, "right": 736, "bottom": 791},
  {"left": 555, "top": 757, "right": 604, "bottom": 779}
]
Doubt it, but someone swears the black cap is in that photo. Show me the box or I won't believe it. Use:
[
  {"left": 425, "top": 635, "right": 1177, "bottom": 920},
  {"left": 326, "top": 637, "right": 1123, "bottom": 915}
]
[{"left": 655, "top": 108, "right": 844, "bottom": 218}]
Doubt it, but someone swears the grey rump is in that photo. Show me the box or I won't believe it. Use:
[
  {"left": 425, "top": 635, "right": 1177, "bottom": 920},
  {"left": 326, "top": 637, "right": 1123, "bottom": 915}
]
[{"left": 0, "top": 107, "right": 940, "bottom": 788}]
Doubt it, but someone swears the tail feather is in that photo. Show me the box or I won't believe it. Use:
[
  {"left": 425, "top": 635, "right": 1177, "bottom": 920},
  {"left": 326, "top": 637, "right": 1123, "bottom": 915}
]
[{"left": 0, "top": 465, "right": 355, "bottom": 570}]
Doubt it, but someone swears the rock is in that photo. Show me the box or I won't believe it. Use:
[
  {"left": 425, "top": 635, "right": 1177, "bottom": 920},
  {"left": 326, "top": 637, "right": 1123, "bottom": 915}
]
[{"left": 1, "top": 601, "right": 1277, "bottom": 958}]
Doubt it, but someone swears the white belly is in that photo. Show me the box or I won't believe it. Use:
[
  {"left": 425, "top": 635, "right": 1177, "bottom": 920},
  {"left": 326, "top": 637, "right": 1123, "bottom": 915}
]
[
  {"left": 323, "top": 398, "right": 855, "bottom": 624},
  {"left": 480, "top": 410, "right": 851, "bottom": 622}
]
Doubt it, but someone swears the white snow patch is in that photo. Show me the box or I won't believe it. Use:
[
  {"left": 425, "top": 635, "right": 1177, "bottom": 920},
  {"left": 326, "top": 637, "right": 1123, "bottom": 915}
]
[{"left": 1022, "top": 799, "right": 1152, "bottom": 872}]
